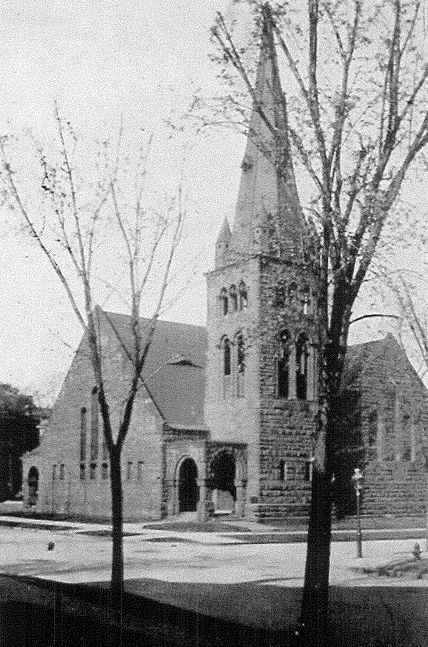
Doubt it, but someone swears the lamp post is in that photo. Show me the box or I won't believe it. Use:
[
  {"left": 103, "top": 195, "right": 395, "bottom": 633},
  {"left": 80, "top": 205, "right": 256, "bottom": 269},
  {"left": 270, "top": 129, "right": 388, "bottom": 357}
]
[{"left": 352, "top": 467, "right": 363, "bottom": 558}]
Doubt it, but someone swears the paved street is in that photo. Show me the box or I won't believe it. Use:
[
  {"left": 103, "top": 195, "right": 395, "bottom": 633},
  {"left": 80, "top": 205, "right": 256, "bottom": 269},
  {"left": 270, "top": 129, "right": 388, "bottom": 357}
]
[{"left": 0, "top": 515, "right": 427, "bottom": 589}]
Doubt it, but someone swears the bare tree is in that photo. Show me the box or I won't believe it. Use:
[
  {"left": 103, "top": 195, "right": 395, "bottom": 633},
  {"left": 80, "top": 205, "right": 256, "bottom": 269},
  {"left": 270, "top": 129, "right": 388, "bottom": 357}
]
[
  {"left": 381, "top": 270, "right": 428, "bottom": 375},
  {"left": 0, "top": 109, "right": 184, "bottom": 616},
  {"left": 210, "top": 1, "right": 428, "bottom": 644}
]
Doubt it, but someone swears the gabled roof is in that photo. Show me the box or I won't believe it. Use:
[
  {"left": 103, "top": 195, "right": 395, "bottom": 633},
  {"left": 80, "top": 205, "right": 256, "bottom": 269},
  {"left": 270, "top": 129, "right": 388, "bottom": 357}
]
[
  {"left": 101, "top": 311, "right": 207, "bottom": 429},
  {"left": 342, "top": 333, "right": 425, "bottom": 392}
]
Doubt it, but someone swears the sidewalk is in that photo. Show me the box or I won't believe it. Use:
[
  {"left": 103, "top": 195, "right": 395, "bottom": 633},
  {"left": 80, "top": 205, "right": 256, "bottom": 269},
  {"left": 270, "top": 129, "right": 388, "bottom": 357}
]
[{"left": 0, "top": 511, "right": 427, "bottom": 646}]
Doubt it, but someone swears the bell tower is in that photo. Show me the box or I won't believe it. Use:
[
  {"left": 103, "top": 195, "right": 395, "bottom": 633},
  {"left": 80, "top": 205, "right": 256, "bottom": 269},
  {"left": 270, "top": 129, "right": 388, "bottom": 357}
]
[{"left": 205, "top": 7, "right": 319, "bottom": 522}]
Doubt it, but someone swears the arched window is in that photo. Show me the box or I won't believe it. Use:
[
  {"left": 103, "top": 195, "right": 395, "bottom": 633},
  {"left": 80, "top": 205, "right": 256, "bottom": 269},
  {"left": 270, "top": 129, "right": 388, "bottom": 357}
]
[
  {"left": 296, "top": 333, "right": 309, "bottom": 400},
  {"left": 302, "top": 284, "right": 310, "bottom": 315},
  {"left": 80, "top": 407, "right": 87, "bottom": 462},
  {"left": 91, "top": 387, "right": 99, "bottom": 461},
  {"left": 236, "top": 333, "right": 245, "bottom": 397},
  {"left": 277, "top": 330, "right": 291, "bottom": 398},
  {"left": 223, "top": 339, "right": 231, "bottom": 376},
  {"left": 239, "top": 282, "right": 248, "bottom": 310},
  {"left": 222, "top": 338, "right": 231, "bottom": 398},
  {"left": 220, "top": 288, "right": 228, "bottom": 316},
  {"left": 229, "top": 285, "right": 238, "bottom": 312}
]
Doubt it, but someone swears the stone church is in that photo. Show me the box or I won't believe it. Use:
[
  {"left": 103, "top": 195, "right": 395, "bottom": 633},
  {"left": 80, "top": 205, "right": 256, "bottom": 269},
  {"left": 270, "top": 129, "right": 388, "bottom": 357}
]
[{"left": 22, "top": 20, "right": 428, "bottom": 523}]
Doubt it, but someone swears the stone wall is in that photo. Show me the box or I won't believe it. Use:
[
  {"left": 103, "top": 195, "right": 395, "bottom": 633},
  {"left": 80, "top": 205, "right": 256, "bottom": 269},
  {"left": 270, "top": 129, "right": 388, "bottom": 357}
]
[
  {"left": 362, "top": 459, "right": 427, "bottom": 516},
  {"left": 22, "top": 324, "right": 165, "bottom": 521},
  {"left": 336, "top": 335, "right": 428, "bottom": 519},
  {"left": 256, "top": 257, "right": 318, "bottom": 521}
]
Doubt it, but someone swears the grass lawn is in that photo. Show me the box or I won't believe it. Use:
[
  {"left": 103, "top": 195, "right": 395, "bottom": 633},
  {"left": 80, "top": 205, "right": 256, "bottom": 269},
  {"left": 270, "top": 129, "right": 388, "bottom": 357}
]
[{"left": 1, "top": 574, "right": 428, "bottom": 646}]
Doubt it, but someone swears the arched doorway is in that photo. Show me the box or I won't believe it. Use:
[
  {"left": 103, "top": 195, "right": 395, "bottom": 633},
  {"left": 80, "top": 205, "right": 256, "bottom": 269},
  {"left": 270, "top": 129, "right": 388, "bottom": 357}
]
[
  {"left": 211, "top": 452, "right": 236, "bottom": 513},
  {"left": 28, "top": 467, "right": 39, "bottom": 507},
  {"left": 178, "top": 458, "right": 198, "bottom": 512}
]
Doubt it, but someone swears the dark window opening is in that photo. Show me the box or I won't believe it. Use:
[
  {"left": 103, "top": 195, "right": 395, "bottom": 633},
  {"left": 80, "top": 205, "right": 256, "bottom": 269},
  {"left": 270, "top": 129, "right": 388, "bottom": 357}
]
[
  {"left": 296, "top": 333, "right": 309, "bottom": 400},
  {"left": 229, "top": 285, "right": 238, "bottom": 312},
  {"left": 102, "top": 462, "right": 108, "bottom": 479},
  {"left": 80, "top": 464, "right": 85, "bottom": 481},
  {"left": 91, "top": 387, "right": 99, "bottom": 461},
  {"left": 178, "top": 458, "right": 199, "bottom": 512},
  {"left": 220, "top": 288, "right": 228, "bottom": 316},
  {"left": 223, "top": 339, "right": 231, "bottom": 376},
  {"left": 80, "top": 407, "right": 87, "bottom": 462},
  {"left": 279, "top": 460, "right": 287, "bottom": 481},
  {"left": 277, "top": 330, "right": 290, "bottom": 398}
]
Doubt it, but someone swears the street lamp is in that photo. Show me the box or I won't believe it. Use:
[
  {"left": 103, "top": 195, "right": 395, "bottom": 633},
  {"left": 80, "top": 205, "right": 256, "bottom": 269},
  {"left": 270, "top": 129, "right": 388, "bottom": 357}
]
[{"left": 351, "top": 467, "right": 363, "bottom": 558}]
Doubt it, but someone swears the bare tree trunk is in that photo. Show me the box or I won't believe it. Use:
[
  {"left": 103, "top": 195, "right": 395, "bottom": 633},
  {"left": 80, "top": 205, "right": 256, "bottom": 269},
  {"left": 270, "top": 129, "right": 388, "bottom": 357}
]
[
  {"left": 110, "top": 445, "right": 124, "bottom": 612},
  {"left": 297, "top": 422, "right": 333, "bottom": 646}
]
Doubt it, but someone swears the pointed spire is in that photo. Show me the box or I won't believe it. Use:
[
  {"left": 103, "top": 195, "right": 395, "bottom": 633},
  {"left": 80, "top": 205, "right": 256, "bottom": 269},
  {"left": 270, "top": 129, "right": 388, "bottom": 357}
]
[
  {"left": 215, "top": 217, "right": 232, "bottom": 268},
  {"left": 229, "top": 3, "right": 307, "bottom": 262}
]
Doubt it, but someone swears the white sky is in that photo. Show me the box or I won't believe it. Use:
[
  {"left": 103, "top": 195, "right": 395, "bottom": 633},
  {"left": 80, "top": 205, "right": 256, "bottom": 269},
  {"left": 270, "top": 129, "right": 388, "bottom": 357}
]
[
  {"left": 0, "top": 0, "right": 249, "bottom": 401},
  {"left": 0, "top": 1, "right": 426, "bottom": 402}
]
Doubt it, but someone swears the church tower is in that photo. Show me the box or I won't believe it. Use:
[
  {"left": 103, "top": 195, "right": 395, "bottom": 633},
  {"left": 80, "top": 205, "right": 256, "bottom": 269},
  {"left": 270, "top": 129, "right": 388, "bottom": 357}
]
[{"left": 205, "top": 8, "right": 320, "bottom": 522}]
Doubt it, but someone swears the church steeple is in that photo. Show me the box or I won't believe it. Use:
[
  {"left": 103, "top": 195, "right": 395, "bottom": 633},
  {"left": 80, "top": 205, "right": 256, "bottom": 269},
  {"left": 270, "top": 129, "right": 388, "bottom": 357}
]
[{"left": 229, "top": 4, "right": 306, "bottom": 262}]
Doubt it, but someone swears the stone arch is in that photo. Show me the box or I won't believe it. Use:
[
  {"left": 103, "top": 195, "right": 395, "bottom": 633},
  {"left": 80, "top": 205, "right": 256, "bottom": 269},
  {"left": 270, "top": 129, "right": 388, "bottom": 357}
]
[
  {"left": 27, "top": 466, "right": 39, "bottom": 507},
  {"left": 209, "top": 450, "right": 236, "bottom": 513},
  {"left": 176, "top": 456, "right": 199, "bottom": 513}
]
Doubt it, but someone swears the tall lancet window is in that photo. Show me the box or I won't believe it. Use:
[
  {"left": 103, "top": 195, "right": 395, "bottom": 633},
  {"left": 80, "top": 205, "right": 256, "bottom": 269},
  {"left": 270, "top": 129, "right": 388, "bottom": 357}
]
[
  {"left": 229, "top": 285, "right": 238, "bottom": 312},
  {"left": 90, "top": 387, "right": 99, "bottom": 460},
  {"left": 222, "top": 338, "right": 231, "bottom": 398},
  {"left": 239, "top": 282, "right": 248, "bottom": 310},
  {"left": 296, "top": 333, "right": 309, "bottom": 400},
  {"left": 220, "top": 288, "right": 228, "bottom": 316},
  {"left": 236, "top": 333, "right": 245, "bottom": 397},
  {"left": 80, "top": 407, "right": 87, "bottom": 462},
  {"left": 277, "top": 330, "right": 291, "bottom": 398}
]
